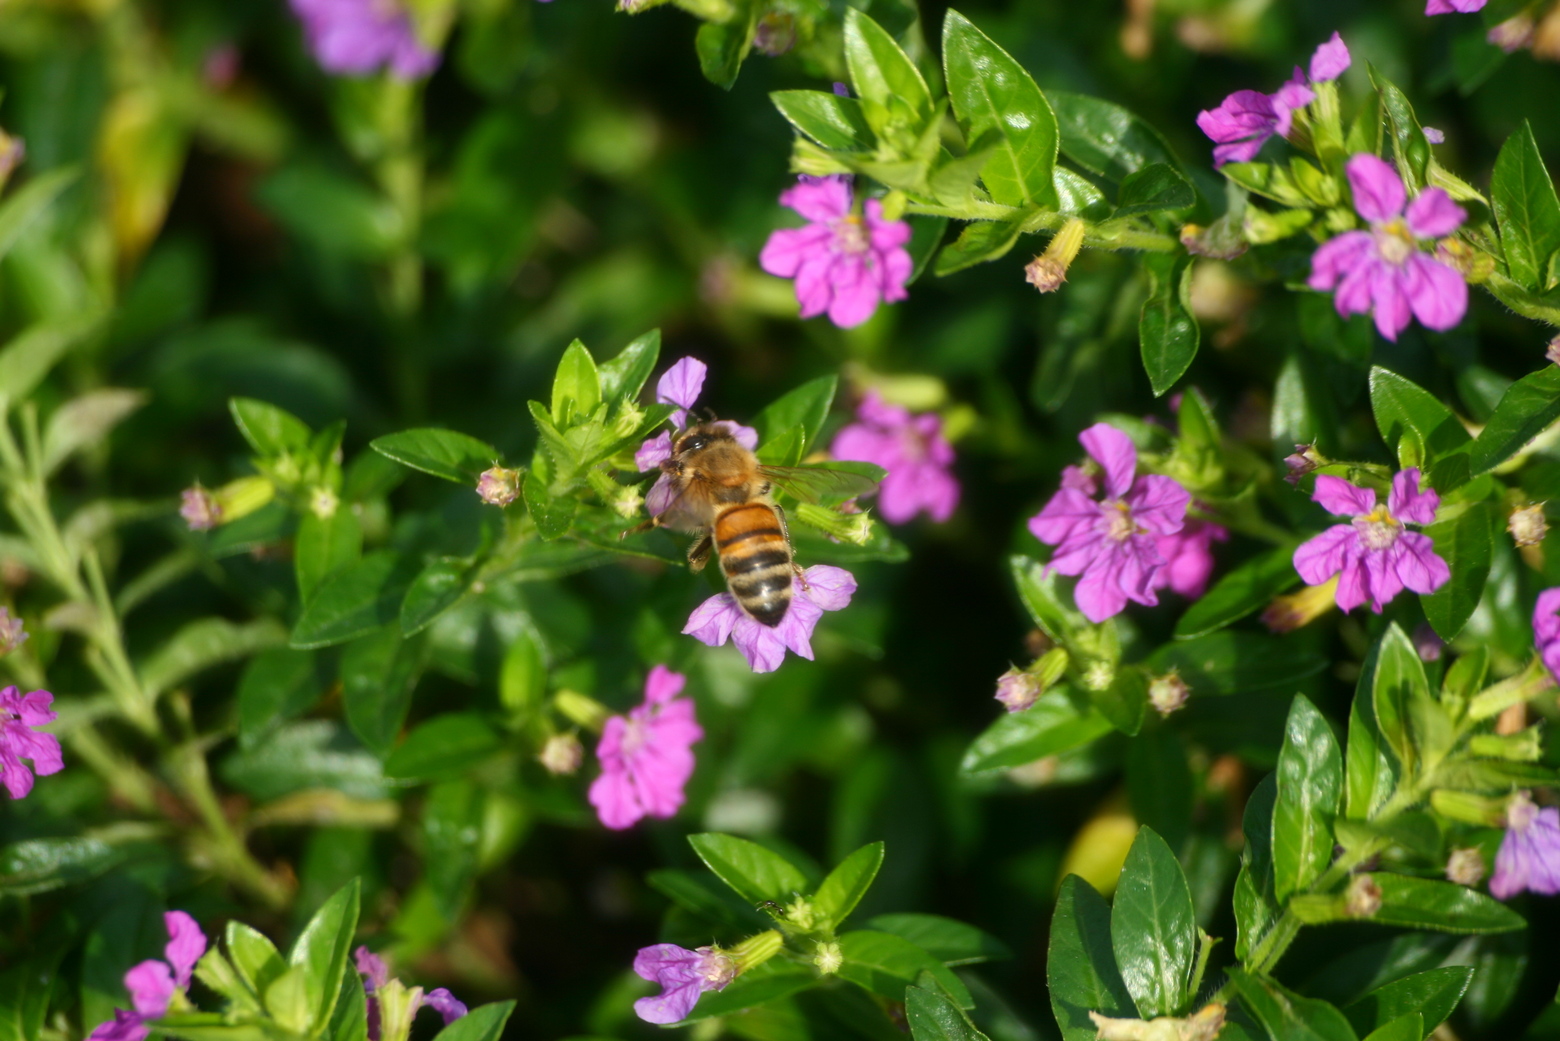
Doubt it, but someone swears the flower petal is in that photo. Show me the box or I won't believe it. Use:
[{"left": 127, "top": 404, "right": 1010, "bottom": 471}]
[
  {"left": 1079, "top": 423, "right": 1137, "bottom": 499},
  {"left": 1294, "top": 525, "right": 1358, "bottom": 585},
  {"left": 1308, "top": 231, "right": 1376, "bottom": 292},
  {"left": 1334, "top": 553, "right": 1371, "bottom": 612},
  {"left": 1346, "top": 153, "right": 1407, "bottom": 224},
  {"left": 656, "top": 357, "right": 707, "bottom": 411},
  {"left": 778, "top": 175, "right": 852, "bottom": 223},
  {"left": 1369, "top": 262, "right": 1413, "bottom": 341},
  {"left": 636, "top": 432, "right": 672, "bottom": 473},
  {"left": 1309, "top": 32, "right": 1351, "bottom": 82},
  {"left": 125, "top": 961, "right": 175, "bottom": 1019},
  {"left": 801, "top": 566, "right": 857, "bottom": 611},
  {"left": 163, "top": 912, "right": 206, "bottom": 988},
  {"left": 1402, "top": 253, "right": 1469, "bottom": 333},
  {"left": 1073, "top": 552, "right": 1131, "bottom": 623},
  {"left": 1312, "top": 475, "right": 1377, "bottom": 517},
  {"left": 1386, "top": 468, "right": 1439, "bottom": 525},
  {"left": 643, "top": 664, "right": 686, "bottom": 704},
  {"left": 1393, "top": 531, "right": 1452, "bottom": 594},
  {"left": 1029, "top": 488, "right": 1102, "bottom": 546},
  {"left": 1196, "top": 90, "right": 1278, "bottom": 147},
  {"left": 1125, "top": 474, "right": 1191, "bottom": 535},
  {"left": 1404, "top": 187, "right": 1466, "bottom": 238},
  {"left": 683, "top": 594, "right": 743, "bottom": 647},
  {"left": 758, "top": 224, "right": 834, "bottom": 279}
]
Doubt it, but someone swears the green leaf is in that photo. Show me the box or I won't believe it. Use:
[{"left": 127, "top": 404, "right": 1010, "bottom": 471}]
[
  {"left": 1053, "top": 168, "right": 1112, "bottom": 219},
  {"left": 598, "top": 329, "right": 661, "bottom": 404},
  {"left": 771, "top": 91, "right": 874, "bottom": 152},
  {"left": 1126, "top": 727, "right": 1193, "bottom": 853},
  {"left": 1115, "top": 163, "right": 1196, "bottom": 218},
  {"left": 932, "top": 218, "right": 1027, "bottom": 276},
  {"left": 1345, "top": 647, "right": 1397, "bottom": 821},
  {"left": 1145, "top": 632, "right": 1327, "bottom": 695},
  {"left": 695, "top": 8, "right": 756, "bottom": 92},
  {"left": 521, "top": 471, "right": 577, "bottom": 540},
  {"left": 550, "top": 339, "right": 601, "bottom": 426},
  {"left": 296, "top": 507, "right": 363, "bottom": 604},
  {"left": 678, "top": 961, "right": 816, "bottom": 1022},
  {"left": 1273, "top": 695, "right": 1342, "bottom": 902},
  {"left": 1491, "top": 121, "right": 1560, "bottom": 291},
  {"left": 1373, "top": 624, "right": 1427, "bottom": 779},
  {"left": 0, "top": 318, "right": 100, "bottom": 413},
  {"left": 906, "top": 983, "right": 990, "bottom": 1041},
  {"left": 1233, "top": 775, "right": 1278, "bottom": 962},
  {"left": 844, "top": 10, "right": 934, "bottom": 141},
  {"left": 1048, "top": 92, "right": 1177, "bottom": 182},
  {"left": 497, "top": 628, "right": 545, "bottom": 722},
  {"left": 1093, "top": 667, "right": 1147, "bottom": 736},
  {"left": 1140, "top": 253, "right": 1199, "bottom": 397},
  {"left": 370, "top": 429, "right": 499, "bottom": 484},
  {"left": 1421, "top": 501, "right": 1493, "bottom": 642},
  {"left": 1369, "top": 66, "right": 1430, "bottom": 195},
  {"left": 291, "top": 552, "right": 419, "bottom": 649},
  {"left": 1228, "top": 970, "right": 1358, "bottom": 1041},
  {"left": 648, "top": 869, "right": 770, "bottom": 933},
  {"left": 288, "top": 878, "right": 360, "bottom": 1034},
  {"left": 423, "top": 780, "right": 485, "bottom": 920},
  {"left": 1368, "top": 367, "right": 1472, "bottom": 480},
  {"left": 941, "top": 10, "right": 1059, "bottom": 209},
  {"left": 430, "top": 1002, "right": 515, "bottom": 1041},
  {"left": 812, "top": 842, "right": 884, "bottom": 931},
  {"left": 1467, "top": 364, "right": 1560, "bottom": 475},
  {"left": 865, "top": 914, "right": 1010, "bottom": 966},
  {"left": 837, "top": 930, "right": 973, "bottom": 1009},
  {"left": 1111, "top": 827, "right": 1196, "bottom": 1019},
  {"left": 328, "top": 970, "right": 367, "bottom": 1041},
  {"left": 139, "top": 617, "right": 288, "bottom": 698},
  {"left": 226, "top": 921, "right": 285, "bottom": 996},
  {"left": 258, "top": 164, "right": 400, "bottom": 259},
  {"left": 0, "top": 838, "right": 126, "bottom": 896},
  {"left": 960, "top": 691, "right": 1114, "bottom": 774},
  {"left": 907, "top": 214, "right": 950, "bottom": 280},
  {"left": 1011, "top": 555, "right": 1089, "bottom": 640},
  {"left": 1048, "top": 875, "right": 1137, "bottom": 1041},
  {"left": 1360, "top": 1016, "right": 1422, "bottom": 1041},
  {"left": 1343, "top": 966, "right": 1473, "bottom": 1037},
  {"left": 41, "top": 388, "right": 148, "bottom": 475},
  {"left": 0, "top": 167, "right": 78, "bottom": 265},
  {"left": 383, "top": 713, "right": 501, "bottom": 780},
  {"left": 1367, "top": 874, "right": 1526, "bottom": 933},
  {"left": 687, "top": 833, "right": 809, "bottom": 905},
  {"left": 753, "top": 376, "right": 836, "bottom": 458},
  {"left": 238, "top": 648, "right": 328, "bottom": 749},
  {"left": 230, "top": 397, "right": 312, "bottom": 457},
  {"left": 340, "top": 627, "right": 422, "bottom": 757},
  {"left": 1173, "top": 546, "right": 1301, "bottom": 638},
  {"left": 400, "top": 557, "right": 474, "bottom": 636}
]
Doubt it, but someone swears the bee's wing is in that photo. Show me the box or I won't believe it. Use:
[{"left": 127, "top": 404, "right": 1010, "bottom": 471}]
[{"left": 758, "top": 462, "right": 883, "bottom": 506}]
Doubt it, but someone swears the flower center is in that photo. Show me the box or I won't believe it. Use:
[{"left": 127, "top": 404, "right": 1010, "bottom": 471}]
[
  {"left": 833, "top": 215, "right": 870, "bottom": 255},
  {"left": 695, "top": 949, "right": 736, "bottom": 988},
  {"left": 1102, "top": 500, "right": 1138, "bottom": 542},
  {"left": 620, "top": 716, "right": 648, "bottom": 758},
  {"left": 1507, "top": 793, "right": 1539, "bottom": 831},
  {"left": 1352, "top": 505, "right": 1402, "bottom": 551},
  {"left": 1374, "top": 219, "right": 1416, "bottom": 266}
]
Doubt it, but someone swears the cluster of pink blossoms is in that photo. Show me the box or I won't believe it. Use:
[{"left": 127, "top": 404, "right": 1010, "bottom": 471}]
[
  {"left": 589, "top": 666, "right": 703, "bottom": 830},
  {"left": 830, "top": 392, "right": 959, "bottom": 524},
  {"left": 1197, "top": 32, "right": 1350, "bottom": 167},
  {"left": 89, "top": 913, "right": 207, "bottom": 1041},
  {"left": 1, "top": 684, "right": 61, "bottom": 799}
]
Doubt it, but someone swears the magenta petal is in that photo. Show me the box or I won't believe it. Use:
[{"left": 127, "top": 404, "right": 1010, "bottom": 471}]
[
  {"left": 636, "top": 432, "right": 672, "bottom": 473},
  {"left": 656, "top": 357, "right": 707, "bottom": 411},
  {"left": 1309, "top": 32, "right": 1351, "bottom": 82},
  {"left": 683, "top": 594, "right": 743, "bottom": 647},
  {"left": 792, "top": 253, "right": 838, "bottom": 320},
  {"left": 1404, "top": 187, "right": 1466, "bottom": 238},
  {"left": 15, "top": 690, "right": 55, "bottom": 727},
  {"left": 1029, "top": 488, "right": 1101, "bottom": 546},
  {"left": 1386, "top": 468, "right": 1438, "bottom": 525},
  {"left": 825, "top": 254, "right": 881, "bottom": 328},
  {"left": 354, "top": 947, "right": 389, "bottom": 990},
  {"left": 1308, "top": 231, "right": 1376, "bottom": 292},
  {"left": 1369, "top": 263, "right": 1413, "bottom": 341},
  {"left": 759, "top": 224, "right": 833, "bottom": 279},
  {"left": 1334, "top": 553, "right": 1370, "bottom": 612},
  {"left": 1363, "top": 549, "right": 1405, "bottom": 611},
  {"left": 1078, "top": 423, "right": 1137, "bottom": 499},
  {"left": 1073, "top": 554, "right": 1131, "bottom": 622},
  {"left": 89, "top": 1011, "right": 149, "bottom": 1041},
  {"left": 1346, "top": 154, "right": 1407, "bottom": 223},
  {"left": 1196, "top": 90, "right": 1278, "bottom": 145},
  {"left": 163, "top": 912, "right": 206, "bottom": 987},
  {"left": 125, "top": 961, "right": 175, "bottom": 1019},
  {"left": 1294, "top": 525, "right": 1357, "bottom": 585},
  {"left": 1270, "top": 70, "right": 1315, "bottom": 129},
  {"left": 1425, "top": 0, "right": 1487, "bottom": 13},
  {"left": 643, "top": 664, "right": 686, "bottom": 704},
  {"left": 1403, "top": 254, "right": 1468, "bottom": 332},
  {"left": 864, "top": 200, "right": 912, "bottom": 249},
  {"left": 778, "top": 175, "right": 852, "bottom": 223},
  {"left": 1312, "top": 475, "right": 1376, "bottom": 517},
  {"left": 589, "top": 766, "right": 643, "bottom": 829},
  {"left": 645, "top": 474, "right": 680, "bottom": 517},
  {"left": 1125, "top": 475, "right": 1191, "bottom": 535},
  {"left": 423, "top": 989, "right": 467, "bottom": 1025},
  {"left": 634, "top": 980, "right": 705, "bottom": 1025},
  {"left": 1393, "top": 531, "right": 1451, "bottom": 594},
  {"left": 802, "top": 566, "right": 856, "bottom": 611},
  {"left": 732, "top": 619, "right": 788, "bottom": 673},
  {"left": 1331, "top": 251, "right": 1382, "bottom": 319},
  {"left": 719, "top": 421, "right": 759, "bottom": 450}
]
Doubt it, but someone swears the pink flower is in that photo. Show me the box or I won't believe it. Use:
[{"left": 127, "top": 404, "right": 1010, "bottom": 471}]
[
  {"left": 289, "top": 0, "right": 438, "bottom": 79},
  {"left": 89, "top": 912, "right": 207, "bottom": 1041},
  {"left": 1027, "top": 424, "right": 1191, "bottom": 623},
  {"left": 1426, "top": 0, "right": 1486, "bottom": 13},
  {"left": 588, "top": 666, "right": 702, "bottom": 829},
  {"left": 1292, "top": 469, "right": 1450, "bottom": 613},
  {"left": 633, "top": 944, "right": 735, "bottom": 1024},
  {"left": 635, "top": 357, "right": 758, "bottom": 503},
  {"left": 1196, "top": 34, "right": 1348, "bottom": 167},
  {"left": 655, "top": 356, "right": 707, "bottom": 430},
  {"left": 1490, "top": 792, "right": 1560, "bottom": 899},
  {"left": 1308, "top": 154, "right": 1468, "bottom": 341},
  {"left": 683, "top": 565, "right": 855, "bottom": 673},
  {"left": 179, "top": 486, "right": 221, "bottom": 531},
  {"left": 829, "top": 392, "right": 959, "bottom": 524},
  {"left": 1152, "top": 520, "right": 1230, "bottom": 600},
  {"left": 1534, "top": 588, "right": 1560, "bottom": 682},
  {"left": 0, "top": 686, "right": 61, "bottom": 799},
  {"left": 758, "top": 176, "right": 912, "bottom": 328}
]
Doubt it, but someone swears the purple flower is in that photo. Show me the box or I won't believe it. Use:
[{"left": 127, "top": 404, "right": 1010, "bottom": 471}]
[
  {"left": 179, "top": 486, "right": 221, "bottom": 531},
  {"left": 633, "top": 944, "right": 735, "bottom": 1025},
  {"left": 0, "top": 607, "right": 26, "bottom": 656},
  {"left": 994, "top": 668, "right": 1041, "bottom": 713},
  {"left": 1292, "top": 469, "right": 1450, "bottom": 613},
  {"left": 1424, "top": 127, "right": 1446, "bottom": 144},
  {"left": 635, "top": 357, "right": 758, "bottom": 494},
  {"left": 1426, "top": 0, "right": 1486, "bottom": 13},
  {"left": 829, "top": 392, "right": 959, "bottom": 524},
  {"left": 0, "top": 686, "right": 61, "bottom": 799},
  {"left": 356, "top": 946, "right": 389, "bottom": 990},
  {"left": 759, "top": 176, "right": 912, "bottom": 328},
  {"left": 1152, "top": 520, "right": 1229, "bottom": 600},
  {"left": 588, "top": 666, "right": 702, "bottom": 829},
  {"left": 1490, "top": 792, "right": 1560, "bottom": 899},
  {"left": 1196, "top": 34, "right": 1348, "bottom": 167},
  {"left": 1027, "top": 424, "right": 1191, "bottom": 623},
  {"left": 423, "top": 990, "right": 468, "bottom": 1024},
  {"left": 1308, "top": 154, "right": 1468, "bottom": 341},
  {"left": 655, "top": 356, "right": 707, "bottom": 430},
  {"left": 1533, "top": 588, "right": 1560, "bottom": 682},
  {"left": 88, "top": 912, "right": 207, "bottom": 1041},
  {"left": 289, "top": 0, "right": 438, "bottom": 79},
  {"left": 683, "top": 565, "right": 855, "bottom": 673},
  {"left": 355, "top": 945, "right": 466, "bottom": 1041}
]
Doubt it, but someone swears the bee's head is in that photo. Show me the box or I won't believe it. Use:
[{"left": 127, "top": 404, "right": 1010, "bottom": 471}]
[{"left": 672, "top": 423, "right": 732, "bottom": 456}]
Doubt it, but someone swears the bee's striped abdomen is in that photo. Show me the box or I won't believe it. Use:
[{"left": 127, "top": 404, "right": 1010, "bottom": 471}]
[{"left": 714, "top": 502, "right": 792, "bottom": 627}]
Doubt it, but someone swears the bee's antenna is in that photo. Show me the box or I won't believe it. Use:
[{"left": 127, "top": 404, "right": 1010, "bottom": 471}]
[{"left": 700, "top": 406, "right": 718, "bottom": 423}]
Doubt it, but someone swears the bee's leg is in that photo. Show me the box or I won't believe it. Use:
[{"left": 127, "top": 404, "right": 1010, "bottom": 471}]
[
  {"left": 686, "top": 532, "right": 714, "bottom": 572},
  {"left": 620, "top": 515, "right": 660, "bottom": 539},
  {"left": 773, "top": 505, "right": 810, "bottom": 588}
]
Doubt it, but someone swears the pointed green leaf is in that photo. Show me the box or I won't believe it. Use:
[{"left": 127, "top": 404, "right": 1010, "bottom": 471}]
[
  {"left": 1049, "top": 876, "right": 1137, "bottom": 1041},
  {"left": 812, "top": 842, "right": 884, "bottom": 931},
  {"left": 771, "top": 91, "right": 874, "bottom": 152},
  {"left": 288, "top": 878, "right": 360, "bottom": 1033},
  {"left": 1111, "top": 827, "right": 1196, "bottom": 1019},
  {"left": 551, "top": 339, "right": 601, "bottom": 426},
  {"left": 959, "top": 690, "right": 1114, "bottom": 774},
  {"left": 837, "top": 930, "right": 972, "bottom": 1009},
  {"left": 1173, "top": 545, "right": 1301, "bottom": 638},
  {"left": 932, "top": 218, "right": 1026, "bottom": 276},
  {"left": 1344, "top": 966, "right": 1472, "bottom": 1037},
  {"left": 1372, "top": 624, "right": 1427, "bottom": 778},
  {"left": 383, "top": 713, "right": 500, "bottom": 780},
  {"left": 1140, "top": 253, "right": 1198, "bottom": 397},
  {"left": 1467, "top": 364, "right": 1560, "bottom": 475},
  {"left": 1368, "top": 367, "right": 1471, "bottom": 481},
  {"left": 296, "top": 507, "right": 363, "bottom": 603},
  {"left": 907, "top": 982, "right": 990, "bottom": 1041},
  {"left": 1273, "top": 696, "right": 1342, "bottom": 902},
  {"left": 753, "top": 375, "right": 836, "bottom": 457},
  {"left": 1367, "top": 874, "right": 1526, "bottom": 933},
  {"left": 1233, "top": 775, "right": 1278, "bottom": 962},
  {"left": 1115, "top": 163, "right": 1195, "bottom": 218},
  {"left": 370, "top": 429, "right": 499, "bottom": 484},
  {"left": 430, "top": 1002, "right": 515, "bottom": 1041},
  {"left": 844, "top": 10, "right": 933, "bottom": 141},
  {"left": 1360, "top": 1016, "right": 1421, "bottom": 1041},
  {"left": 1048, "top": 93, "right": 1177, "bottom": 182},
  {"left": 1492, "top": 121, "right": 1560, "bottom": 291},
  {"left": 1421, "top": 501, "right": 1493, "bottom": 642},
  {"left": 1345, "top": 642, "right": 1397, "bottom": 820},
  {"left": 231, "top": 397, "right": 312, "bottom": 457},
  {"left": 688, "top": 833, "right": 808, "bottom": 905},
  {"left": 1228, "top": 970, "right": 1358, "bottom": 1041},
  {"left": 597, "top": 329, "right": 661, "bottom": 404},
  {"left": 866, "top": 914, "right": 1010, "bottom": 966},
  {"left": 291, "top": 553, "right": 419, "bottom": 649}
]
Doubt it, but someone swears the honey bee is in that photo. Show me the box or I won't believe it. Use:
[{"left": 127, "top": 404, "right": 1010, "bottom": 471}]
[{"left": 624, "top": 421, "right": 879, "bottom": 627}]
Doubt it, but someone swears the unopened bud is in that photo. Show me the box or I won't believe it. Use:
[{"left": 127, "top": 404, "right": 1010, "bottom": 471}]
[
  {"left": 1469, "top": 727, "right": 1543, "bottom": 761},
  {"left": 1445, "top": 847, "right": 1485, "bottom": 886},
  {"left": 1083, "top": 660, "right": 1115, "bottom": 692},
  {"left": 1412, "top": 622, "right": 1445, "bottom": 663},
  {"left": 538, "top": 732, "right": 583, "bottom": 775},
  {"left": 784, "top": 897, "right": 815, "bottom": 930},
  {"left": 752, "top": 10, "right": 797, "bottom": 55},
  {"left": 1468, "top": 657, "right": 1555, "bottom": 720},
  {"left": 727, "top": 930, "right": 782, "bottom": 974},
  {"left": 1282, "top": 444, "right": 1324, "bottom": 486},
  {"left": 1548, "top": 335, "right": 1560, "bottom": 368},
  {"left": 1180, "top": 220, "right": 1247, "bottom": 260},
  {"left": 1148, "top": 671, "right": 1190, "bottom": 716},
  {"left": 795, "top": 502, "right": 874, "bottom": 546},
  {"left": 813, "top": 940, "right": 842, "bottom": 976},
  {"left": 1262, "top": 577, "right": 1338, "bottom": 633},
  {"left": 0, "top": 606, "right": 26, "bottom": 656},
  {"left": 215, "top": 475, "right": 276, "bottom": 523},
  {"left": 1509, "top": 504, "right": 1548, "bottom": 547},
  {"left": 995, "top": 667, "right": 1041, "bottom": 713},
  {"left": 1430, "top": 788, "right": 1506, "bottom": 827},
  {"left": 180, "top": 485, "right": 222, "bottom": 531},
  {"left": 1506, "top": 789, "right": 1541, "bottom": 830},
  {"left": 477, "top": 466, "right": 521, "bottom": 507},
  {"left": 1488, "top": 13, "right": 1535, "bottom": 53},
  {"left": 612, "top": 402, "right": 646, "bottom": 438},
  {"left": 553, "top": 689, "right": 610, "bottom": 732},
  {"left": 310, "top": 485, "right": 339, "bottom": 519},
  {"left": 1345, "top": 874, "right": 1382, "bottom": 918},
  {"left": 1434, "top": 238, "right": 1495, "bottom": 284},
  {"left": 1025, "top": 218, "right": 1087, "bottom": 293}
]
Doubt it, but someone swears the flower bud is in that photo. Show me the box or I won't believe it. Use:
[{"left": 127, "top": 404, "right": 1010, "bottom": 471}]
[
  {"left": 477, "top": 466, "right": 521, "bottom": 507},
  {"left": 995, "top": 667, "right": 1041, "bottom": 713},
  {"left": 1282, "top": 443, "right": 1324, "bottom": 486},
  {"left": 1433, "top": 238, "right": 1495, "bottom": 284},
  {"left": 1430, "top": 789, "right": 1506, "bottom": 827},
  {"left": 310, "top": 485, "right": 339, "bottom": 520},
  {"left": 752, "top": 10, "right": 796, "bottom": 55},
  {"left": 1261, "top": 577, "right": 1338, "bottom": 633},
  {"left": 538, "top": 732, "right": 584, "bottom": 775},
  {"left": 553, "top": 689, "right": 610, "bottom": 732},
  {"left": 1467, "top": 657, "right": 1555, "bottom": 721},
  {"left": 1469, "top": 727, "right": 1543, "bottom": 762},
  {"left": 727, "top": 930, "right": 782, "bottom": 974},
  {"left": 1445, "top": 847, "right": 1486, "bottom": 886},
  {"left": 215, "top": 475, "right": 276, "bottom": 524},
  {"left": 1082, "top": 660, "right": 1115, "bottom": 692},
  {"left": 1412, "top": 622, "right": 1445, "bottom": 663},
  {"left": 1344, "top": 874, "right": 1382, "bottom": 919},
  {"left": 0, "top": 606, "right": 26, "bottom": 656},
  {"left": 1148, "top": 671, "right": 1190, "bottom": 716},
  {"left": 1509, "top": 503, "right": 1548, "bottom": 547},
  {"left": 1025, "top": 218, "right": 1087, "bottom": 293},
  {"left": 813, "top": 940, "right": 842, "bottom": 976},
  {"left": 1548, "top": 335, "right": 1560, "bottom": 368},
  {"left": 795, "top": 502, "right": 874, "bottom": 546},
  {"left": 1488, "top": 13, "right": 1536, "bottom": 53},
  {"left": 180, "top": 485, "right": 223, "bottom": 531}
]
